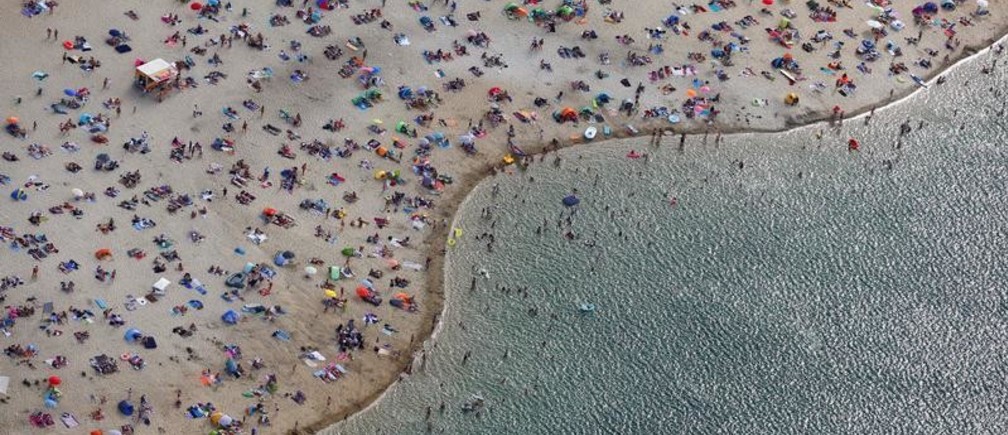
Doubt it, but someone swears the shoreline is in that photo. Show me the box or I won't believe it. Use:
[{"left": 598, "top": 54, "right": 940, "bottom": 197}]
[{"left": 304, "top": 32, "right": 1008, "bottom": 435}]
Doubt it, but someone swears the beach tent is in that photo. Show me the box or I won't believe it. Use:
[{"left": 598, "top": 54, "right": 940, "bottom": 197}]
[
  {"left": 124, "top": 329, "right": 142, "bottom": 342},
  {"left": 134, "top": 58, "right": 178, "bottom": 91},
  {"left": 275, "top": 250, "right": 295, "bottom": 265},
  {"left": 221, "top": 310, "right": 240, "bottom": 325},
  {"left": 504, "top": 3, "right": 528, "bottom": 18},
  {"left": 118, "top": 400, "right": 134, "bottom": 416},
  {"left": 10, "top": 189, "right": 27, "bottom": 201},
  {"left": 225, "top": 272, "right": 246, "bottom": 289},
  {"left": 153, "top": 277, "right": 171, "bottom": 294},
  {"left": 553, "top": 107, "right": 577, "bottom": 123},
  {"left": 274, "top": 250, "right": 295, "bottom": 267}
]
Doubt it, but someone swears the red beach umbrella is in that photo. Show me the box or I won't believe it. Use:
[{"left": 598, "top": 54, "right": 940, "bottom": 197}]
[{"left": 190, "top": 2, "right": 203, "bottom": 11}]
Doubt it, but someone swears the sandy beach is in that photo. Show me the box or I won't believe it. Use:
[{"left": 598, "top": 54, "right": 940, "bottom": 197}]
[{"left": 0, "top": 0, "right": 1004, "bottom": 434}]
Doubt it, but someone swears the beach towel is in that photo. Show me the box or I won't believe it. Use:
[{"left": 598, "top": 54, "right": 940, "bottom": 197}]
[
  {"left": 95, "top": 299, "right": 107, "bottom": 309},
  {"left": 60, "top": 413, "right": 79, "bottom": 428}
]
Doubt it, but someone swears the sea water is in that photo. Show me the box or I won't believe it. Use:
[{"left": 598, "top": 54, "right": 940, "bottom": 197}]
[{"left": 325, "top": 55, "right": 1008, "bottom": 434}]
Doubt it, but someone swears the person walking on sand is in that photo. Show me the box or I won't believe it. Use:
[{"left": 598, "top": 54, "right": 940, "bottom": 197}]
[{"left": 32, "top": 265, "right": 38, "bottom": 280}]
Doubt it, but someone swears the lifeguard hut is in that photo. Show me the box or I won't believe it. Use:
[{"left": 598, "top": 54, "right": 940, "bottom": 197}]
[{"left": 134, "top": 58, "right": 178, "bottom": 98}]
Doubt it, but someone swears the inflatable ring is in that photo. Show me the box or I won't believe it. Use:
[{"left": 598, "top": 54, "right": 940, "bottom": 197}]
[
  {"left": 447, "top": 238, "right": 456, "bottom": 247},
  {"left": 120, "top": 353, "right": 130, "bottom": 361}
]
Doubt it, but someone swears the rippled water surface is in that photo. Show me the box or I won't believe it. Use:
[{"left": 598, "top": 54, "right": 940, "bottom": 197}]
[{"left": 325, "top": 54, "right": 1008, "bottom": 434}]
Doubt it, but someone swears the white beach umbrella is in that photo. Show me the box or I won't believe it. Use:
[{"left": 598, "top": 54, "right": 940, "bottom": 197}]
[
  {"left": 977, "top": 0, "right": 988, "bottom": 8},
  {"left": 71, "top": 188, "right": 84, "bottom": 198},
  {"left": 304, "top": 266, "right": 318, "bottom": 276},
  {"left": 866, "top": 20, "right": 884, "bottom": 30}
]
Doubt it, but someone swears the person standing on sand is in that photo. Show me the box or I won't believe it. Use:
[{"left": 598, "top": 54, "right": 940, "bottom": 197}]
[{"left": 32, "top": 265, "right": 38, "bottom": 280}]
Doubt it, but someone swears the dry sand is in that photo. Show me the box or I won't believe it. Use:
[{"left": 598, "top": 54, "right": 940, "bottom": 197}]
[{"left": 0, "top": 0, "right": 1004, "bottom": 434}]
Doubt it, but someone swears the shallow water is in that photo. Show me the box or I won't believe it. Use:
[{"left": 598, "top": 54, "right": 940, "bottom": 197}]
[{"left": 324, "top": 54, "right": 1008, "bottom": 434}]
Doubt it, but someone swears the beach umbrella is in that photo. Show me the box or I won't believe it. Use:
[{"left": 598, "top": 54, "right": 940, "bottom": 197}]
[
  {"left": 208, "top": 0, "right": 220, "bottom": 6},
  {"left": 210, "top": 411, "right": 223, "bottom": 425},
  {"left": 762, "top": 0, "right": 773, "bottom": 5},
  {"left": 48, "top": 375, "right": 61, "bottom": 386},
  {"left": 10, "top": 188, "right": 27, "bottom": 201},
  {"left": 562, "top": 195, "right": 580, "bottom": 207},
  {"left": 6, "top": 116, "right": 18, "bottom": 124},
  {"left": 94, "top": 248, "right": 112, "bottom": 260},
  {"left": 64, "top": 88, "right": 77, "bottom": 97},
  {"left": 219, "top": 415, "right": 233, "bottom": 427},
  {"left": 304, "top": 266, "right": 317, "bottom": 276},
  {"left": 978, "top": 0, "right": 988, "bottom": 7},
  {"left": 866, "top": 20, "right": 883, "bottom": 29},
  {"left": 324, "top": 289, "right": 338, "bottom": 298},
  {"left": 341, "top": 247, "right": 355, "bottom": 257},
  {"left": 72, "top": 188, "right": 84, "bottom": 198},
  {"left": 189, "top": 2, "right": 203, "bottom": 11},
  {"left": 356, "top": 286, "right": 371, "bottom": 298}
]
